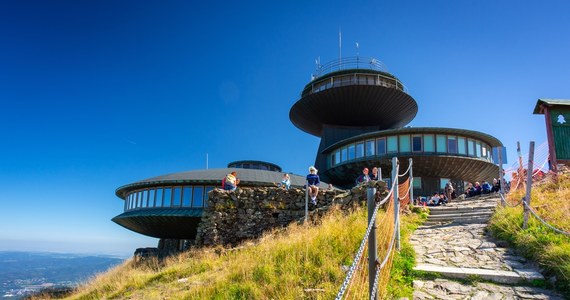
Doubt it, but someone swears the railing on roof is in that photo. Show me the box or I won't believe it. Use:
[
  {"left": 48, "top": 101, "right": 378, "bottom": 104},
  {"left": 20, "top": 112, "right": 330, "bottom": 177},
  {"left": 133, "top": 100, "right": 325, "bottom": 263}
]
[{"left": 314, "top": 56, "right": 389, "bottom": 77}]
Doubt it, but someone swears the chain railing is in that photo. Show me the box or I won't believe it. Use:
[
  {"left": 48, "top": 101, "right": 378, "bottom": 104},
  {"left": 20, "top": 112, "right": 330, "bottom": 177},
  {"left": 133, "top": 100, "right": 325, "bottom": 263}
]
[{"left": 335, "top": 157, "right": 413, "bottom": 299}]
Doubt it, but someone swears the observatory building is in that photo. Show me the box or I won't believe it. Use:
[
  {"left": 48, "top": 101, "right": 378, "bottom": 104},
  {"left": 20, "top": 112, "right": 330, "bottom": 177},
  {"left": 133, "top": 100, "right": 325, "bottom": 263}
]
[{"left": 290, "top": 57, "right": 503, "bottom": 194}]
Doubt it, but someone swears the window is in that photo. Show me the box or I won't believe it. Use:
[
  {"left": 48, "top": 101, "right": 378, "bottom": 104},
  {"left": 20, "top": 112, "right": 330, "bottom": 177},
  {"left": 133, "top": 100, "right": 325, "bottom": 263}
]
[
  {"left": 142, "top": 190, "right": 148, "bottom": 207},
  {"left": 149, "top": 189, "right": 155, "bottom": 207},
  {"left": 155, "top": 188, "right": 163, "bottom": 207},
  {"left": 399, "top": 135, "right": 410, "bottom": 152},
  {"left": 424, "top": 135, "right": 434, "bottom": 152},
  {"left": 183, "top": 187, "right": 192, "bottom": 207},
  {"left": 204, "top": 186, "right": 214, "bottom": 207},
  {"left": 467, "top": 140, "right": 475, "bottom": 156},
  {"left": 448, "top": 136, "right": 458, "bottom": 154},
  {"left": 365, "top": 140, "right": 375, "bottom": 157},
  {"left": 413, "top": 177, "right": 422, "bottom": 189},
  {"left": 476, "top": 141, "right": 482, "bottom": 157},
  {"left": 173, "top": 187, "right": 182, "bottom": 207},
  {"left": 193, "top": 186, "right": 204, "bottom": 207},
  {"left": 136, "top": 191, "right": 142, "bottom": 208},
  {"left": 377, "top": 138, "right": 386, "bottom": 155},
  {"left": 341, "top": 147, "right": 348, "bottom": 162},
  {"left": 387, "top": 136, "right": 398, "bottom": 153},
  {"left": 355, "top": 142, "right": 364, "bottom": 159},
  {"left": 440, "top": 178, "right": 450, "bottom": 191},
  {"left": 163, "top": 188, "right": 172, "bottom": 207},
  {"left": 348, "top": 144, "right": 355, "bottom": 160},
  {"left": 458, "top": 137, "right": 466, "bottom": 155},
  {"left": 482, "top": 146, "right": 487, "bottom": 158},
  {"left": 436, "top": 135, "right": 447, "bottom": 153},
  {"left": 334, "top": 150, "right": 340, "bottom": 165},
  {"left": 412, "top": 135, "right": 422, "bottom": 152}
]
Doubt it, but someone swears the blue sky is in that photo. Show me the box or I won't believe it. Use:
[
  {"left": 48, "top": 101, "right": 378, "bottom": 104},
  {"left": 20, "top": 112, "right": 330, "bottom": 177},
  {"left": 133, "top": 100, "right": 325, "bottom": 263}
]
[{"left": 0, "top": 0, "right": 568, "bottom": 256}]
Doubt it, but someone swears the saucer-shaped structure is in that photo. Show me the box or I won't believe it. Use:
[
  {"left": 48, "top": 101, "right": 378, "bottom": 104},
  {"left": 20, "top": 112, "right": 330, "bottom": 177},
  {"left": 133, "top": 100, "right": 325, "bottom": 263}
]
[{"left": 290, "top": 59, "right": 418, "bottom": 137}]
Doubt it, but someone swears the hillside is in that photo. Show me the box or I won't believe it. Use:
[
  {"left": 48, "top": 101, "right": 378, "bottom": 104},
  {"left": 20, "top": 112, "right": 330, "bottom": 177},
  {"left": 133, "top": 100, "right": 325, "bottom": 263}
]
[
  {"left": 489, "top": 170, "right": 570, "bottom": 294},
  {"left": 32, "top": 205, "right": 422, "bottom": 299}
]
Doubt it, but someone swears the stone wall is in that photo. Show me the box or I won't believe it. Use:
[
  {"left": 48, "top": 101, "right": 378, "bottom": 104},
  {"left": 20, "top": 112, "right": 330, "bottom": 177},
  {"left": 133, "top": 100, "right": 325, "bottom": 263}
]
[{"left": 195, "top": 181, "right": 387, "bottom": 247}]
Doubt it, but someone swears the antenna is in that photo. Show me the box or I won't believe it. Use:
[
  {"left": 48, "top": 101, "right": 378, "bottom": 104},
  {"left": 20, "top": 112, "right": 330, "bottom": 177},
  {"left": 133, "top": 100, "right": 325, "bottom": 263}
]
[
  {"left": 339, "top": 30, "right": 342, "bottom": 70},
  {"left": 356, "top": 41, "right": 359, "bottom": 68},
  {"left": 206, "top": 153, "right": 209, "bottom": 169}
]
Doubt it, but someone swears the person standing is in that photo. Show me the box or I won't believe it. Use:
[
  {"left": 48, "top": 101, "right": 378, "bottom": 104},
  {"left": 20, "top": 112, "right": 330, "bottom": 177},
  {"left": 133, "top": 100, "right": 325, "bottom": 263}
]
[
  {"left": 444, "top": 181, "right": 454, "bottom": 203},
  {"left": 307, "top": 166, "right": 320, "bottom": 205}
]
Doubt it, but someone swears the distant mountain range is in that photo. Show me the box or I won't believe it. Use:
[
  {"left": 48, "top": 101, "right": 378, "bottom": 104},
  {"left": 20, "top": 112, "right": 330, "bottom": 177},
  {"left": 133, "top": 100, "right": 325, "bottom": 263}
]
[{"left": 0, "top": 251, "right": 125, "bottom": 299}]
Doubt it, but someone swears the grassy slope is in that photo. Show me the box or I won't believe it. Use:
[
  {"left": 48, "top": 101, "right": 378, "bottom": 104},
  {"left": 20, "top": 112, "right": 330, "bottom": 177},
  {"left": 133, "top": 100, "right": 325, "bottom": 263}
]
[
  {"left": 33, "top": 205, "right": 426, "bottom": 300},
  {"left": 489, "top": 172, "right": 570, "bottom": 294}
]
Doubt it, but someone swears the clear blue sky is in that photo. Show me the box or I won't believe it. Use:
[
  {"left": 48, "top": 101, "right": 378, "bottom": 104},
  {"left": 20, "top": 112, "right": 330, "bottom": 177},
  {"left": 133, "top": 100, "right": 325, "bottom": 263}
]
[{"left": 1, "top": 0, "right": 568, "bottom": 256}]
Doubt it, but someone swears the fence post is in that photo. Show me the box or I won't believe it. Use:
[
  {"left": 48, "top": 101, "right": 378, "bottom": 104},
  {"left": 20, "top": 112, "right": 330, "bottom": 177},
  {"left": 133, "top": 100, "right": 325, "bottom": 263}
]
[
  {"left": 523, "top": 141, "right": 535, "bottom": 229},
  {"left": 392, "top": 157, "right": 400, "bottom": 251},
  {"left": 498, "top": 146, "right": 505, "bottom": 206},
  {"left": 517, "top": 141, "right": 524, "bottom": 191},
  {"left": 305, "top": 180, "right": 309, "bottom": 223},
  {"left": 367, "top": 186, "right": 377, "bottom": 300},
  {"left": 409, "top": 158, "right": 414, "bottom": 207}
]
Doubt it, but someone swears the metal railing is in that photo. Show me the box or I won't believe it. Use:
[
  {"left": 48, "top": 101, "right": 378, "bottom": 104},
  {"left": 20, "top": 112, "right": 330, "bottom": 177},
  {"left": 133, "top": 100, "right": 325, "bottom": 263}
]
[{"left": 314, "top": 56, "right": 389, "bottom": 77}]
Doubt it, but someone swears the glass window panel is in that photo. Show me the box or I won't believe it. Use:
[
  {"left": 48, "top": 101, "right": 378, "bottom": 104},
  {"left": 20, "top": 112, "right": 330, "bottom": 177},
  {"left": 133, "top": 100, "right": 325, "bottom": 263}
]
[
  {"left": 136, "top": 192, "right": 142, "bottom": 208},
  {"left": 193, "top": 186, "right": 204, "bottom": 207},
  {"left": 476, "top": 142, "right": 482, "bottom": 157},
  {"left": 173, "top": 187, "right": 182, "bottom": 207},
  {"left": 204, "top": 186, "right": 214, "bottom": 207},
  {"left": 131, "top": 194, "right": 136, "bottom": 209},
  {"left": 355, "top": 142, "right": 364, "bottom": 158},
  {"left": 376, "top": 138, "right": 386, "bottom": 155},
  {"left": 467, "top": 140, "right": 475, "bottom": 156},
  {"left": 341, "top": 147, "right": 348, "bottom": 162},
  {"left": 387, "top": 136, "right": 398, "bottom": 153},
  {"left": 424, "top": 135, "right": 434, "bottom": 152},
  {"left": 365, "top": 140, "right": 375, "bottom": 156},
  {"left": 163, "top": 188, "right": 172, "bottom": 207},
  {"left": 126, "top": 194, "right": 131, "bottom": 210},
  {"left": 458, "top": 137, "right": 466, "bottom": 155},
  {"left": 482, "top": 146, "right": 487, "bottom": 158},
  {"left": 440, "top": 178, "right": 450, "bottom": 191},
  {"left": 334, "top": 150, "right": 340, "bottom": 165},
  {"left": 399, "top": 135, "right": 410, "bottom": 152},
  {"left": 436, "top": 135, "right": 447, "bottom": 153},
  {"left": 413, "top": 177, "right": 422, "bottom": 189},
  {"left": 148, "top": 189, "right": 155, "bottom": 207},
  {"left": 448, "top": 136, "right": 458, "bottom": 154},
  {"left": 142, "top": 190, "right": 148, "bottom": 207},
  {"left": 155, "top": 188, "right": 163, "bottom": 207},
  {"left": 182, "top": 187, "right": 192, "bottom": 207},
  {"left": 412, "top": 136, "right": 422, "bottom": 152},
  {"left": 348, "top": 144, "right": 355, "bottom": 160}
]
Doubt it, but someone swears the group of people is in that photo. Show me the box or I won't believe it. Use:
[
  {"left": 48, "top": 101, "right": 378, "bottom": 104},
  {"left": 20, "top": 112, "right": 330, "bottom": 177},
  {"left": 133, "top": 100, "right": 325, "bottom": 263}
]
[
  {"left": 465, "top": 178, "right": 501, "bottom": 197},
  {"left": 355, "top": 167, "right": 380, "bottom": 185},
  {"left": 415, "top": 181, "right": 455, "bottom": 206}
]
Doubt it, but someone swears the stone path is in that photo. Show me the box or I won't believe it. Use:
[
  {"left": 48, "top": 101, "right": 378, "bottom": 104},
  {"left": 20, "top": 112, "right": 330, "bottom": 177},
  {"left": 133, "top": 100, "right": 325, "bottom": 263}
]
[{"left": 410, "top": 194, "right": 564, "bottom": 299}]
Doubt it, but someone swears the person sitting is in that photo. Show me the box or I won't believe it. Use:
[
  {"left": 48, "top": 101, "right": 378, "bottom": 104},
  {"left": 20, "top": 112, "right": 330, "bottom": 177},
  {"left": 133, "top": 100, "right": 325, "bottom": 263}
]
[
  {"left": 279, "top": 173, "right": 291, "bottom": 190},
  {"left": 306, "top": 166, "right": 320, "bottom": 205},
  {"left": 223, "top": 171, "right": 240, "bottom": 191},
  {"left": 370, "top": 167, "right": 379, "bottom": 181},
  {"left": 481, "top": 181, "right": 491, "bottom": 194},
  {"left": 355, "top": 167, "right": 371, "bottom": 185},
  {"left": 465, "top": 183, "right": 474, "bottom": 198},
  {"left": 439, "top": 192, "right": 448, "bottom": 205},
  {"left": 473, "top": 182, "right": 482, "bottom": 196},
  {"left": 428, "top": 193, "right": 441, "bottom": 206},
  {"left": 492, "top": 178, "right": 501, "bottom": 193}
]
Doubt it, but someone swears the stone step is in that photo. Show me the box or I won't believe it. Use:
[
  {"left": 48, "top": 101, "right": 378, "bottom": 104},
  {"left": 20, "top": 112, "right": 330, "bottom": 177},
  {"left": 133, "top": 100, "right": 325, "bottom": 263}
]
[
  {"left": 428, "top": 206, "right": 495, "bottom": 215},
  {"left": 414, "top": 263, "right": 544, "bottom": 285},
  {"left": 422, "top": 216, "right": 490, "bottom": 226},
  {"left": 427, "top": 211, "right": 494, "bottom": 220}
]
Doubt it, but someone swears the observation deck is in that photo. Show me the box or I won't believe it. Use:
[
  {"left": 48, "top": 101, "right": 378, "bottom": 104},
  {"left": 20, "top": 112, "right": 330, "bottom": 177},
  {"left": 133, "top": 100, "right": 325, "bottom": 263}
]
[{"left": 289, "top": 57, "right": 418, "bottom": 137}]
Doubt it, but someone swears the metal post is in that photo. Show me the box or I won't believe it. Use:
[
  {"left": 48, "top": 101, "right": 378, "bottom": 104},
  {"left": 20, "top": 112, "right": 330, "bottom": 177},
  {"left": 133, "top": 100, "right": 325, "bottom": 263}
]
[
  {"left": 498, "top": 146, "right": 505, "bottom": 206},
  {"left": 409, "top": 158, "right": 414, "bottom": 207},
  {"left": 367, "top": 186, "right": 377, "bottom": 300},
  {"left": 517, "top": 141, "right": 524, "bottom": 190},
  {"left": 392, "top": 157, "right": 400, "bottom": 251},
  {"left": 305, "top": 180, "right": 309, "bottom": 223},
  {"left": 523, "top": 142, "right": 535, "bottom": 229}
]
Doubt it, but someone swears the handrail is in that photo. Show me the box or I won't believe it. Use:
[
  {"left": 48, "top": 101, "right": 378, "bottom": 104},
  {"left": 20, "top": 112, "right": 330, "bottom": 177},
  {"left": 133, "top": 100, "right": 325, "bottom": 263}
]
[
  {"left": 523, "top": 200, "right": 570, "bottom": 236},
  {"left": 314, "top": 56, "right": 389, "bottom": 77}
]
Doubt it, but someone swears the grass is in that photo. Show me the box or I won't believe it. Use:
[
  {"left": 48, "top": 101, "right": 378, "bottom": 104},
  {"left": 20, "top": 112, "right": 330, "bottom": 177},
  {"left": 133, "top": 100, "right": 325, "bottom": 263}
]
[
  {"left": 31, "top": 202, "right": 427, "bottom": 299},
  {"left": 489, "top": 172, "right": 570, "bottom": 295}
]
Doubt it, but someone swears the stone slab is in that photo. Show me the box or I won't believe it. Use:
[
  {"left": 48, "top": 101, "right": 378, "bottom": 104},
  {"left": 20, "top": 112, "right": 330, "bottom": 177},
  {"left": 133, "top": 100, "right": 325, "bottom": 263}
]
[{"left": 414, "top": 263, "right": 544, "bottom": 284}]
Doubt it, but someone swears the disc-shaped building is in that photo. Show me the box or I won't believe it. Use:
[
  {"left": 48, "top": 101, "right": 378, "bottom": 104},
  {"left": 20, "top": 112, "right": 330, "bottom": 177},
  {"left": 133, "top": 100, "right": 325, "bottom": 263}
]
[{"left": 290, "top": 57, "right": 502, "bottom": 194}]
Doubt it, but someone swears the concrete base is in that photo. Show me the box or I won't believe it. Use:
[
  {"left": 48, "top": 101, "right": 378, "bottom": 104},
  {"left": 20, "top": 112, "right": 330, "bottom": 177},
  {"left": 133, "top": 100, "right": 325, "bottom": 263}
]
[{"left": 414, "top": 263, "right": 544, "bottom": 284}]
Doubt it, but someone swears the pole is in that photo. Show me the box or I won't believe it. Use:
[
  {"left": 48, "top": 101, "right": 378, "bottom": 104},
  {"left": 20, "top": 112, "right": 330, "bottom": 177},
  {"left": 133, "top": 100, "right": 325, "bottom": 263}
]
[
  {"left": 409, "top": 158, "right": 414, "bottom": 207},
  {"left": 392, "top": 157, "right": 400, "bottom": 251},
  {"left": 523, "top": 141, "right": 535, "bottom": 229},
  {"left": 498, "top": 146, "right": 504, "bottom": 206},
  {"left": 517, "top": 141, "right": 524, "bottom": 190},
  {"left": 305, "top": 180, "right": 309, "bottom": 223},
  {"left": 367, "top": 186, "right": 377, "bottom": 300}
]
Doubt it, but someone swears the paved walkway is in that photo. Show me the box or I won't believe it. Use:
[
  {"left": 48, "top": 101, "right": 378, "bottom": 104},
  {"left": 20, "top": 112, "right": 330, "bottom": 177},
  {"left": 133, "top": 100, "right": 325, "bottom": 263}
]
[{"left": 410, "top": 194, "right": 564, "bottom": 299}]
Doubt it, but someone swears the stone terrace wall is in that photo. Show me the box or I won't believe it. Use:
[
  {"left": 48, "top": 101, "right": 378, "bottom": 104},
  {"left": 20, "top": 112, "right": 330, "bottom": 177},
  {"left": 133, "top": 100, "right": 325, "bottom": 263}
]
[{"left": 195, "top": 181, "right": 387, "bottom": 247}]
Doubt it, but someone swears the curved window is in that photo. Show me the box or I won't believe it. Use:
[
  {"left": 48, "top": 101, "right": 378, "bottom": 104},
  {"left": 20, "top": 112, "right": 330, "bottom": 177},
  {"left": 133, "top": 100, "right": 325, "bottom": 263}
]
[
  {"left": 155, "top": 188, "right": 163, "bottom": 207},
  {"left": 458, "top": 137, "right": 466, "bottom": 155},
  {"left": 399, "top": 135, "right": 410, "bottom": 152},
  {"left": 377, "top": 138, "right": 386, "bottom": 155},
  {"left": 173, "top": 187, "right": 182, "bottom": 207},
  {"left": 365, "top": 140, "right": 375, "bottom": 156},
  {"left": 412, "top": 135, "right": 422, "bottom": 152},
  {"left": 436, "top": 135, "right": 447, "bottom": 153},
  {"left": 183, "top": 187, "right": 192, "bottom": 207},
  {"left": 387, "top": 136, "right": 398, "bottom": 153},
  {"left": 348, "top": 144, "right": 355, "bottom": 160},
  {"left": 193, "top": 187, "right": 204, "bottom": 207},
  {"left": 124, "top": 184, "right": 217, "bottom": 212},
  {"left": 163, "top": 188, "right": 172, "bottom": 207},
  {"left": 448, "top": 136, "right": 458, "bottom": 154},
  {"left": 424, "top": 135, "right": 434, "bottom": 152},
  {"left": 356, "top": 142, "right": 364, "bottom": 159}
]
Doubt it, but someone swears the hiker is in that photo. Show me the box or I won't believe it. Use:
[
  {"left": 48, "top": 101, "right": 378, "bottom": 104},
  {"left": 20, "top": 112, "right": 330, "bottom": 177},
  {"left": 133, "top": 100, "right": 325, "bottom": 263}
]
[
  {"left": 279, "top": 173, "right": 291, "bottom": 190},
  {"left": 444, "top": 181, "right": 454, "bottom": 203},
  {"left": 306, "top": 166, "right": 320, "bottom": 205},
  {"left": 370, "top": 167, "right": 379, "bottom": 181},
  {"left": 223, "top": 171, "right": 240, "bottom": 191},
  {"left": 355, "top": 167, "right": 371, "bottom": 185}
]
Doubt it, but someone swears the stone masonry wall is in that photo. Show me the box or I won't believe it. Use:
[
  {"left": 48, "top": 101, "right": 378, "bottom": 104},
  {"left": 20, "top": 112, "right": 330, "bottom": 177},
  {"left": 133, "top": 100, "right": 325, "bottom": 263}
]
[{"left": 195, "top": 181, "right": 387, "bottom": 247}]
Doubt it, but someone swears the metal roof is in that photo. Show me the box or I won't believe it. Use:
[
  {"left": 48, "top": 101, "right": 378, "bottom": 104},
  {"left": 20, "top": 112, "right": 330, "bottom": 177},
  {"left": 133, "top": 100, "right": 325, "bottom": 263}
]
[
  {"left": 115, "top": 168, "right": 329, "bottom": 199},
  {"left": 533, "top": 99, "right": 570, "bottom": 114}
]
